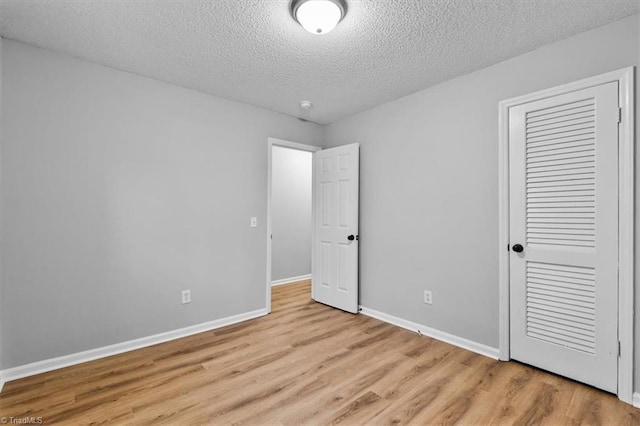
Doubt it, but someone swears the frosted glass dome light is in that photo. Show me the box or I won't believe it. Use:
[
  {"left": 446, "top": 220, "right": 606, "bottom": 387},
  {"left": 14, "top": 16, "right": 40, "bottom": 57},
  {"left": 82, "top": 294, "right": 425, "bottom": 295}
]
[{"left": 291, "top": 0, "right": 347, "bottom": 35}]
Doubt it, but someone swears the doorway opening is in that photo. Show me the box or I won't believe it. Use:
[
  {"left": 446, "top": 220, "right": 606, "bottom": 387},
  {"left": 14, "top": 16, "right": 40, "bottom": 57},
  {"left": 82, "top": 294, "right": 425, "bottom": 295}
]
[{"left": 266, "top": 138, "right": 321, "bottom": 312}]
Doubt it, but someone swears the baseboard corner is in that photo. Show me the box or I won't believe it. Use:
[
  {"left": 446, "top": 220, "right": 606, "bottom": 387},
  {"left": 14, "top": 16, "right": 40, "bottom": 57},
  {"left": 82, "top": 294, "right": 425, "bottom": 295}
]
[
  {"left": 0, "top": 372, "right": 5, "bottom": 393},
  {"left": 359, "top": 306, "right": 500, "bottom": 360},
  {"left": 632, "top": 392, "right": 640, "bottom": 408},
  {"left": 271, "top": 274, "right": 311, "bottom": 287}
]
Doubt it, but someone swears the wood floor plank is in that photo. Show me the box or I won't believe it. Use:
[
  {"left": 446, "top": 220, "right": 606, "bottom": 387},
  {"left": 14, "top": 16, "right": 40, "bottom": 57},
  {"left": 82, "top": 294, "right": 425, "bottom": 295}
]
[{"left": 0, "top": 280, "right": 637, "bottom": 425}]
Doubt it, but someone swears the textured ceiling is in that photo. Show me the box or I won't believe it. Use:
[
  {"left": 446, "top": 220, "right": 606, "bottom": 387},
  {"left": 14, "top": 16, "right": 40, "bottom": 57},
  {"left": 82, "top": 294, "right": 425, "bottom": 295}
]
[{"left": 0, "top": 1, "right": 638, "bottom": 124}]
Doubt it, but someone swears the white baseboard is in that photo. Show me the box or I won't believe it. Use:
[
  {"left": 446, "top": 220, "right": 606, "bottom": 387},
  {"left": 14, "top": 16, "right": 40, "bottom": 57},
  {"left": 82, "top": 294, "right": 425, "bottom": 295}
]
[
  {"left": 633, "top": 392, "right": 640, "bottom": 408},
  {"left": 0, "top": 308, "right": 268, "bottom": 386},
  {"left": 271, "top": 274, "right": 311, "bottom": 286},
  {"left": 359, "top": 306, "right": 500, "bottom": 360},
  {"left": 0, "top": 372, "right": 5, "bottom": 393}
]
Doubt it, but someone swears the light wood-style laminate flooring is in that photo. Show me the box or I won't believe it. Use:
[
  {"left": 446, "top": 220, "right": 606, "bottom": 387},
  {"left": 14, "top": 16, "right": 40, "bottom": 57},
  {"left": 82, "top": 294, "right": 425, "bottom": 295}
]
[{"left": 0, "top": 280, "right": 638, "bottom": 425}]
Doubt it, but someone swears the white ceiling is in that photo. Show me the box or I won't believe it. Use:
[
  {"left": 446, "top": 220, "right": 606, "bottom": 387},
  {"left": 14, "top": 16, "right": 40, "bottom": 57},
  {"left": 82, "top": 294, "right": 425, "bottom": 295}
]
[{"left": 0, "top": 1, "right": 638, "bottom": 124}]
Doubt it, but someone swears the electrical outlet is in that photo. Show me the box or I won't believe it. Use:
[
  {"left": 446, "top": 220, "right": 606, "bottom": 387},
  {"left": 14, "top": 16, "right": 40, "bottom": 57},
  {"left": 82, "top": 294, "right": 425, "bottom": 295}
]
[
  {"left": 424, "top": 290, "right": 432, "bottom": 305},
  {"left": 250, "top": 217, "right": 257, "bottom": 228},
  {"left": 182, "top": 289, "right": 191, "bottom": 304}
]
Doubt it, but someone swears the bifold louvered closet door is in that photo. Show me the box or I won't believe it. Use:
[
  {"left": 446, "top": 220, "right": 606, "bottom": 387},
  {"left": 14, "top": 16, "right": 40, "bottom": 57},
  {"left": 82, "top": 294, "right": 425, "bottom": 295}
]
[{"left": 509, "top": 81, "right": 619, "bottom": 393}]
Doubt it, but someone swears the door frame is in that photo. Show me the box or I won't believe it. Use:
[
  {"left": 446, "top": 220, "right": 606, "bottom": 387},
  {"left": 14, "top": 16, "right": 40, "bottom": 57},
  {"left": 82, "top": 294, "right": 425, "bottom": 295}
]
[
  {"left": 266, "top": 137, "right": 321, "bottom": 312},
  {"left": 498, "top": 67, "right": 635, "bottom": 403}
]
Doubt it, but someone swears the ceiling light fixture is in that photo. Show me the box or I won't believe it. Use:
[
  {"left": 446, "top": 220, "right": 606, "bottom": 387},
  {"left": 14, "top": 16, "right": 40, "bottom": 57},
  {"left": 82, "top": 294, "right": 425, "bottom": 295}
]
[{"left": 291, "top": 0, "right": 347, "bottom": 35}]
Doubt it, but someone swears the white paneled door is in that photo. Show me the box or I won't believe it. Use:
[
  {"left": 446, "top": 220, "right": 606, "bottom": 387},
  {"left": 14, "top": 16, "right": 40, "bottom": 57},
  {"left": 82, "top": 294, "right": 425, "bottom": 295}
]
[
  {"left": 312, "top": 144, "right": 359, "bottom": 313},
  {"left": 509, "top": 82, "right": 619, "bottom": 392}
]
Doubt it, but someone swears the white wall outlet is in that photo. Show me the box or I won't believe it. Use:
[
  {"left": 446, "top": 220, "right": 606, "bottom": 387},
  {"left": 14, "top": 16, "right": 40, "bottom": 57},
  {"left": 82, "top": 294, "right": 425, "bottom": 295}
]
[
  {"left": 181, "top": 289, "right": 191, "bottom": 304},
  {"left": 423, "top": 290, "right": 433, "bottom": 305},
  {"left": 250, "top": 217, "right": 257, "bottom": 228}
]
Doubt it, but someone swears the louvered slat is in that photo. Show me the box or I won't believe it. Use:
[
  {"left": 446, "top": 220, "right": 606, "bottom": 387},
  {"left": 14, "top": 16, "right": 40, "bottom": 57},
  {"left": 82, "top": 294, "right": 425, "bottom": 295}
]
[
  {"left": 527, "top": 134, "right": 594, "bottom": 148},
  {"left": 527, "top": 320, "right": 594, "bottom": 342},
  {"left": 527, "top": 306, "right": 594, "bottom": 327},
  {"left": 527, "top": 115, "right": 594, "bottom": 131},
  {"left": 527, "top": 263, "right": 595, "bottom": 276},
  {"left": 528, "top": 190, "right": 594, "bottom": 197},
  {"left": 527, "top": 147, "right": 595, "bottom": 160},
  {"left": 527, "top": 109, "right": 594, "bottom": 127},
  {"left": 527, "top": 202, "right": 595, "bottom": 208},
  {"left": 527, "top": 283, "right": 594, "bottom": 299},
  {"left": 526, "top": 123, "right": 595, "bottom": 139},
  {"left": 527, "top": 224, "right": 594, "bottom": 231},
  {"left": 527, "top": 275, "right": 595, "bottom": 287},
  {"left": 526, "top": 98, "right": 595, "bottom": 118},
  {"left": 527, "top": 141, "right": 595, "bottom": 151},
  {"left": 527, "top": 311, "right": 595, "bottom": 333},
  {"left": 526, "top": 261, "right": 596, "bottom": 354},
  {"left": 526, "top": 103, "right": 593, "bottom": 123},
  {"left": 525, "top": 98, "right": 595, "bottom": 248}
]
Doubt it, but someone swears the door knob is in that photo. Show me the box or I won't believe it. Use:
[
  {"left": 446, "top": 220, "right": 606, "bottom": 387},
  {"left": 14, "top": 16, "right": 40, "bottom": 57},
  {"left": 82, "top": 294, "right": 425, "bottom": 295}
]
[
  {"left": 347, "top": 235, "right": 355, "bottom": 241},
  {"left": 512, "top": 244, "right": 524, "bottom": 253}
]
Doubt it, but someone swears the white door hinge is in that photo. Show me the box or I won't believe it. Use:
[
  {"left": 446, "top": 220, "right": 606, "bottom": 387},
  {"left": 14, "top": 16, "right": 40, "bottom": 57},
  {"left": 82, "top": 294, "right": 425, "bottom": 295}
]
[
  {"left": 618, "top": 340, "right": 621, "bottom": 357},
  {"left": 618, "top": 108, "right": 622, "bottom": 124}
]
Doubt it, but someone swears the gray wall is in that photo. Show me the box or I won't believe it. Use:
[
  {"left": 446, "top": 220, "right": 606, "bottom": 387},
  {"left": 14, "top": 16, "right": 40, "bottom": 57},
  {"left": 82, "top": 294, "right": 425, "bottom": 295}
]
[
  {"left": 324, "top": 14, "right": 640, "bottom": 391},
  {"left": 0, "top": 39, "right": 323, "bottom": 368},
  {"left": 271, "top": 146, "right": 312, "bottom": 282}
]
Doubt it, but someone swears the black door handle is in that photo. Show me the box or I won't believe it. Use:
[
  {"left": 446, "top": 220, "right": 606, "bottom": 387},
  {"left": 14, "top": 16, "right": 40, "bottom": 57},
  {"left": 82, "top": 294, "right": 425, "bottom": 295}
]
[
  {"left": 347, "top": 235, "right": 355, "bottom": 241},
  {"left": 512, "top": 244, "right": 524, "bottom": 253}
]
